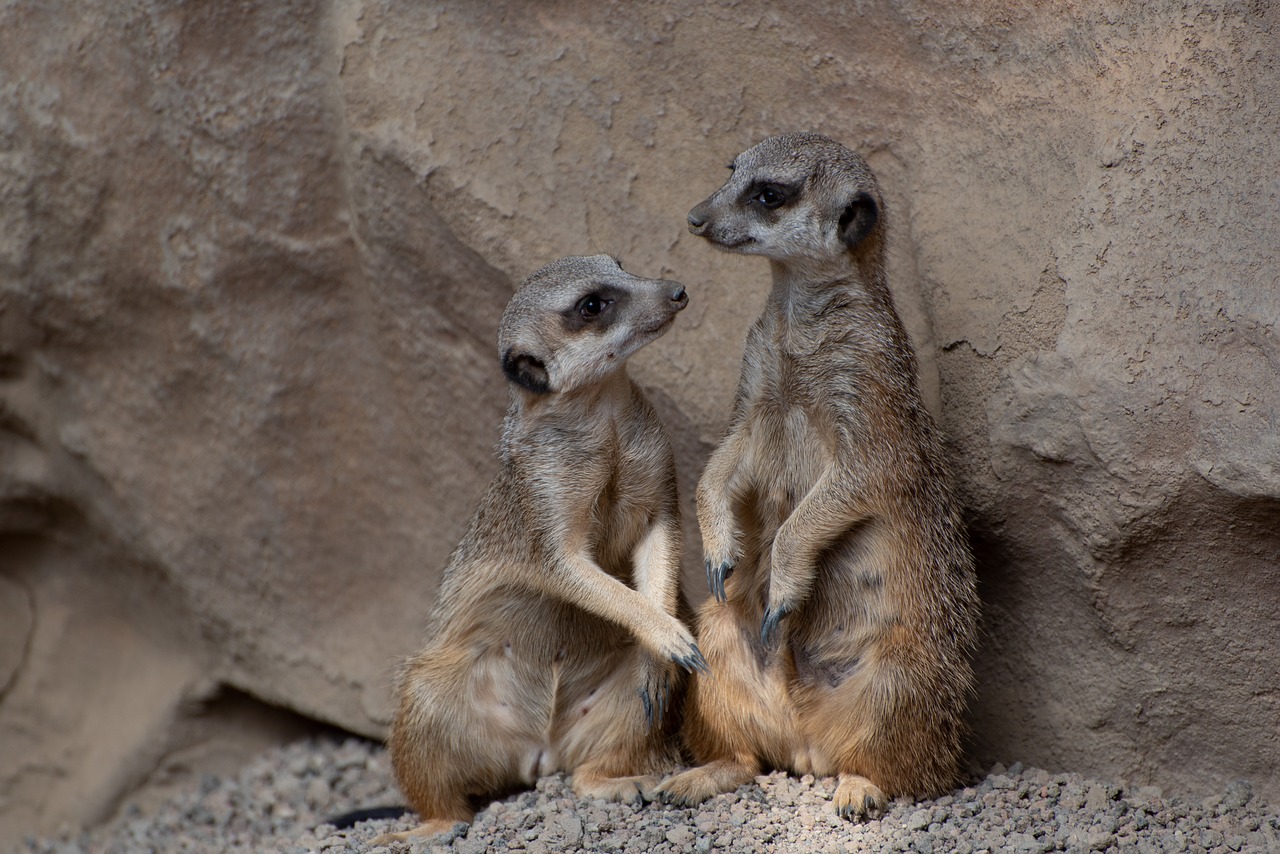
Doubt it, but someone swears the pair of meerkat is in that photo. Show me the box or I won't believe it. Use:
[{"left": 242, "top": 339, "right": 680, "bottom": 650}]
[
  {"left": 654, "top": 132, "right": 980, "bottom": 818},
  {"left": 380, "top": 133, "right": 978, "bottom": 840}
]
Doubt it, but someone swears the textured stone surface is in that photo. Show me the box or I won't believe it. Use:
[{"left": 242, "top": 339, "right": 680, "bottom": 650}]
[{"left": 1, "top": 0, "right": 1276, "bottom": 844}]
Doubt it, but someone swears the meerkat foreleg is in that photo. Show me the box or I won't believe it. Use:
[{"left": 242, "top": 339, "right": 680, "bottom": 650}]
[
  {"left": 536, "top": 549, "right": 709, "bottom": 675},
  {"left": 630, "top": 516, "right": 685, "bottom": 726},
  {"left": 762, "top": 465, "right": 867, "bottom": 645},
  {"left": 523, "top": 482, "right": 707, "bottom": 674},
  {"left": 695, "top": 426, "right": 752, "bottom": 602},
  {"left": 632, "top": 514, "right": 683, "bottom": 617}
]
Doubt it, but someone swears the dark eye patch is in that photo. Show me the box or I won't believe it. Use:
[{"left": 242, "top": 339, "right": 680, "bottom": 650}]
[
  {"left": 561, "top": 284, "right": 623, "bottom": 331},
  {"left": 743, "top": 180, "right": 798, "bottom": 210}
]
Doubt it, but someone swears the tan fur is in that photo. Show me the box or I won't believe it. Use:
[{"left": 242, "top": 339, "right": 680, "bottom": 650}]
[
  {"left": 377, "top": 255, "right": 704, "bottom": 844},
  {"left": 655, "top": 133, "right": 980, "bottom": 819}
]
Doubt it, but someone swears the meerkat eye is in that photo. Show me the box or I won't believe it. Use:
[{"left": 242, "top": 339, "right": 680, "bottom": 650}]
[
  {"left": 577, "top": 294, "right": 609, "bottom": 319},
  {"left": 751, "top": 184, "right": 788, "bottom": 209}
]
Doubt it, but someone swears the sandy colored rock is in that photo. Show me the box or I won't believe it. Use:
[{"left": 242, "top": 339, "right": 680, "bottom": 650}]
[{"left": 0, "top": 0, "right": 1276, "bottom": 845}]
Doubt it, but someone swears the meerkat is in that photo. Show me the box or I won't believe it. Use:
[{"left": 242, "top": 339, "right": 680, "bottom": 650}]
[
  {"left": 654, "top": 133, "right": 980, "bottom": 819},
  {"left": 375, "top": 255, "right": 705, "bottom": 844}
]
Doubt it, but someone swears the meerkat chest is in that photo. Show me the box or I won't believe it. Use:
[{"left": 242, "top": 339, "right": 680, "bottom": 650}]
[
  {"left": 742, "top": 352, "right": 835, "bottom": 513},
  {"left": 595, "top": 455, "right": 658, "bottom": 523},
  {"left": 589, "top": 426, "right": 669, "bottom": 568}
]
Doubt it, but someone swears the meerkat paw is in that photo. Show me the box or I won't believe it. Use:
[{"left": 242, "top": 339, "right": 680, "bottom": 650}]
[
  {"left": 636, "top": 653, "right": 676, "bottom": 729},
  {"left": 655, "top": 759, "right": 756, "bottom": 806},
  {"left": 573, "top": 772, "right": 659, "bottom": 805},
  {"left": 369, "top": 818, "right": 469, "bottom": 845},
  {"left": 652, "top": 619, "right": 709, "bottom": 675},
  {"left": 696, "top": 503, "right": 740, "bottom": 602},
  {"left": 833, "top": 774, "right": 888, "bottom": 821},
  {"left": 759, "top": 601, "right": 791, "bottom": 647},
  {"left": 654, "top": 769, "right": 718, "bottom": 806},
  {"left": 704, "top": 555, "right": 737, "bottom": 603},
  {"left": 762, "top": 562, "right": 806, "bottom": 645}
]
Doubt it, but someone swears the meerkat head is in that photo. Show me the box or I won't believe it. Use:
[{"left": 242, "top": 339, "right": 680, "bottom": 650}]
[
  {"left": 687, "top": 132, "right": 883, "bottom": 268},
  {"left": 497, "top": 255, "right": 688, "bottom": 396}
]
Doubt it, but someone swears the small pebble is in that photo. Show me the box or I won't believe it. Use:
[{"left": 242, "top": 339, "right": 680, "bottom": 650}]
[{"left": 18, "top": 738, "right": 1279, "bottom": 853}]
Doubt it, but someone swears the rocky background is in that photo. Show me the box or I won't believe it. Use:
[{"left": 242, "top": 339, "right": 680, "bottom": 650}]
[{"left": 1, "top": 0, "right": 1276, "bottom": 846}]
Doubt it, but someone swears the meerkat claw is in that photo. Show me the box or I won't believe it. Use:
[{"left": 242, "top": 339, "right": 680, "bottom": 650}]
[
  {"left": 760, "top": 605, "right": 789, "bottom": 647},
  {"left": 706, "top": 558, "right": 735, "bottom": 602},
  {"left": 674, "top": 644, "right": 710, "bottom": 674},
  {"left": 639, "top": 685, "right": 654, "bottom": 728},
  {"left": 718, "top": 560, "right": 734, "bottom": 601},
  {"left": 692, "top": 644, "right": 710, "bottom": 674},
  {"left": 640, "top": 676, "right": 670, "bottom": 727},
  {"left": 639, "top": 669, "right": 672, "bottom": 729},
  {"left": 833, "top": 793, "right": 879, "bottom": 821}
]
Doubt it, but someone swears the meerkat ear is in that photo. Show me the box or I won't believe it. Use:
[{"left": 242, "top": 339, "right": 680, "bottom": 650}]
[
  {"left": 501, "top": 349, "right": 552, "bottom": 394},
  {"left": 839, "top": 191, "right": 879, "bottom": 249}
]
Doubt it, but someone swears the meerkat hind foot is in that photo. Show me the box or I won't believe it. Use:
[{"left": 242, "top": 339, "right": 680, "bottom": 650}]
[
  {"left": 369, "top": 818, "right": 469, "bottom": 846},
  {"left": 654, "top": 759, "right": 757, "bottom": 806},
  {"left": 833, "top": 773, "right": 888, "bottom": 820},
  {"left": 573, "top": 772, "right": 660, "bottom": 805}
]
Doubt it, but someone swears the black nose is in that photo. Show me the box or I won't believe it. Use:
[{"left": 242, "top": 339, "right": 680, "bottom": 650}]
[
  {"left": 670, "top": 285, "right": 688, "bottom": 309},
  {"left": 687, "top": 209, "right": 707, "bottom": 234}
]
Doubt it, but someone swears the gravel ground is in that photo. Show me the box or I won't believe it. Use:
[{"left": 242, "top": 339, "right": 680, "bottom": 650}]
[{"left": 19, "top": 737, "right": 1280, "bottom": 854}]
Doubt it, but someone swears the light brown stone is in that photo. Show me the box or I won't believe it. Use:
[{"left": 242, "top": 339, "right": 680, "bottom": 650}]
[{"left": 1, "top": 0, "right": 1276, "bottom": 843}]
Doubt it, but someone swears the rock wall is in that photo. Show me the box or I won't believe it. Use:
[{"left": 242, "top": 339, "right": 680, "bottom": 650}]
[{"left": 1, "top": 0, "right": 1275, "bottom": 842}]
